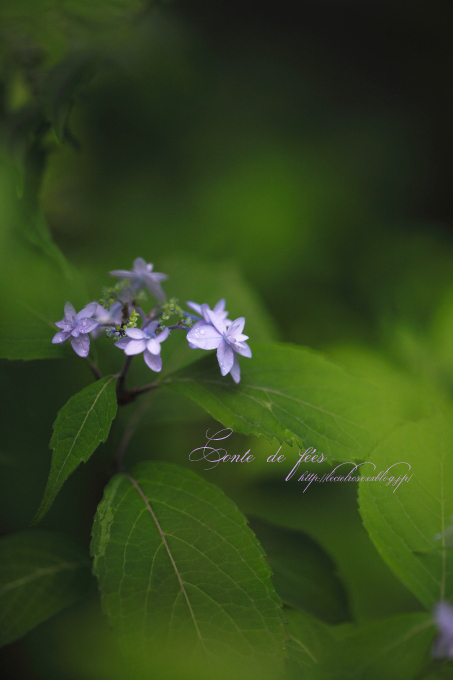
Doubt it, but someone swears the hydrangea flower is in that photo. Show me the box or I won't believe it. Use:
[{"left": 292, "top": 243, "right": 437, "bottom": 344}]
[
  {"left": 186, "top": 309, "right": 251, "bottom": 383},
  {"left": 186, "top": 298, "right": 230, "bottom": 324},
  {"left": 52, "top": 302, "right": 99, "bottom": 358},
  {"left": 109, "top": 258, "right": 167, "bottom": 300},
  {"left": 115, "top": 321, "right": 169, "bottom": 372},
  {"left": 91, "top": 302, "right": 123, "bottom": 339},
  {"left": 185, "top": 299, "right": 231, "bottom": 349},
  {"left": 433, "top": 601, "right": 453, "bottom": 659}
]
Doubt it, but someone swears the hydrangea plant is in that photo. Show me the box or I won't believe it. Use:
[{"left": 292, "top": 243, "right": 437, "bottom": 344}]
[{"left": 2, "top": 253, "right": 452, "bottom": 680}]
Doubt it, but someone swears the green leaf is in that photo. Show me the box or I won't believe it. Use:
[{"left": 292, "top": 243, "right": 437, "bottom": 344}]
[
  {"left": 91, "top": 462, "right": 286, "bottom": 678},
  {"left": 248, "top": 517, "right": 350, "bottom": 623},
  {"left": 326, "top": 344, "right": 441, "bottom": 421},
  {"left": 164, "top": 343, "right": 402, "bottom": 462},
  {"left": 0, "top": 530, "right": 91, "bottom": 646},
  {"left": 359, "top": 414, "right": 453, "bottom": 609},
  {"left": 0, "top": 313, "right": 68, "bottom": 361},
  {"left": 284, "top": 607, "right": 335, "bottom": 680},
  {"left": 0, "top": 200, "right": 88, "bottom": 360},
  {"left": 320, "top": 613, "right": 435, "bottom": 680},
  {"left": 34, "top": 376, "right": 117, "bottom": 523}
]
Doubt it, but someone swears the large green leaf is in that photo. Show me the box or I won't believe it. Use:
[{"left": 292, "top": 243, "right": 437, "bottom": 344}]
[
  {"left": 320, "top": 613, "right": 434, "bottom": 680},
  {"left": 91, "top": 462, "right": 286, "bottom": 679},
  {"left": 34, "top": 375, "right": 117, "bottom": 523},
  {"left": 248, "top": 517, "right": 350, "bottom": 623},
  {"left": 359, "top": 414, "right": 453, "bottom": 609},
  {"left": 0, "top": 530, "right": 91, "bottom": 646},
  {"left": 284, "top": 607, "right": 335, "bottom": 680},
  {"left": 0, "top": 314, "right": 68, "bottom": 361},
  {"left": 0, "top": 213, "right": 88, "bottom": 360},
  {"left": 237, "top": 478, "right": 422, "bottom": 623},
  {"left": 163, "top": 343, "right": 402, "bottom": 462}
]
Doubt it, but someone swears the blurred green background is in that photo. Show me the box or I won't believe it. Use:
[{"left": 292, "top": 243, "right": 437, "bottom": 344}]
[{"left": 1, "top": 0, "right": 453, "bottom": 677}]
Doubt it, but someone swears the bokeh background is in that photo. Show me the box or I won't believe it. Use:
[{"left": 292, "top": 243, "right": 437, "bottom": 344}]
[{"left": 1, "top": 1, "right": 453, "bottom": 677}]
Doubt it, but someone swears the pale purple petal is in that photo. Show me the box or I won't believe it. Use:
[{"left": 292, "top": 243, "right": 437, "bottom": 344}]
[
  {"left": 76, "top": 302, "right": 98, "bottom": 320},
  {"left": 52, "top": 330, "right": 71, "bottom": 344},
  {"left": 126, "top": 328, "right": 146, "bottom": 340},
  {"left": 142, "top": 274, "right": 166, "bottom": 300},
  {"left": 435, "top": 602, "right": 453, "bottom": 633},
  {"left": 189, "top": 320, "right": 206, "bottom": 332},
  {"left": 201, "top": 303, "right": 211, "bottom": 322},
  {"left": 213, "top": 299, "right": 226, "bottom": 315},
  {"left": 144, "top": 349, "right": 163, "bottom": 372},
  {"left": 233, "top": 341, "right": 252, "bottom": 358},
  {"left": 124, "top": 339, "right": 147, "bottom": 355},
  {"left": 187, "top": 341, "right": 198, "bottom": 349},
  {"left": 133, "top": 257, "right": 149, "bottom": 274},
  {"left": 71, "top": 334, "right": 90, "bottom": 358},
  {"left": 64, "top": 302, "right": 76, "bottom": 320},
  {"left": 78, "top": 318, "right": 99, "bottom": 333},
  {"left": 227, "top": 317, "right": 245, "bottom": 337},
  {"left": 206, "top": 309, "right": 227, "bottom": 335},
  {"left": 55, "top": 321, "right": 72, "bottom": 331},
  {"left": 146, "top": 338, "right": 161, "bottom": 355},
  {"left": 149, "top": 272, "right": 167, "bottom": 282},
  {"left": 217, "top": 340, "right": 234, "bottom": 376},
  {"left": 230, "top": 353, "right": 241, "bottom": 383},
  {"left": 235, "top": 333, "right": 249, "bottom": 342},
  {"left": 145, "top": 320, "right": 159, "bottom": 334},
  {"left": 109, "top": 269, "right": 134, "bottom": 278},
  {"left": 115, "top": 337, "right": 131, "bottom": 350},
  {"left": 157, "top": 327, "right": 169, "bottom": 343},
  {"left": 186, "top": 301, "right": 202, "bottom": 315},
  {"left": 186, "top": 324, "right": 222, "bottom": 350},
  {"left": 433, "top": 602, "right": 453, "bottom": 658}
]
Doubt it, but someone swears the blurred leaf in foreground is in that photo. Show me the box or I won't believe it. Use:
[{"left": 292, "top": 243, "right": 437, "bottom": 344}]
[
  {"left": 359, "top": 414, "right": 453, "bottom": 609},
  {"left": 248, "top": 516, "right": 350, "bottom": 624},
  {"left": 0, "top": 530, "right": 91, "bottom": 647},
  {"left": 164, "top": 343, "right": 403, "bottom": 462},
  {"left": 91, "top": 462, "right": 286, "bottom": 679}
]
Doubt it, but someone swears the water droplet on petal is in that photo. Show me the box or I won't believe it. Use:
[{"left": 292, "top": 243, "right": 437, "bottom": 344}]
[{"left": 200, "top": 330, "right": 205, "bottom": 335}]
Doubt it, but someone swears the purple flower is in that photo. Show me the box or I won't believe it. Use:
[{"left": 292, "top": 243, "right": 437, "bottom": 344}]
[
  {"left": 109, "top": 258, "right": 167, "bottom": 300},
  {"left": 433, "top": 601, "right": 453, "bottom": 659},
  {"left": 91, "top": 302, "right": 123, "bottom": 339},
  {"left": 186, "top": 309, "right": 251, "bottom": 383},
  {"left": 115, "top": 321, "right": 169, "bottom": 372},
  {"left": 185, "top": 299, "right": 231, "bottom": 349},
  {"left": 52, "top": 302, "right": 99, "bottom": 358},
  {"left": 186, "top": 299, "right": 230, "bottom": 324}
]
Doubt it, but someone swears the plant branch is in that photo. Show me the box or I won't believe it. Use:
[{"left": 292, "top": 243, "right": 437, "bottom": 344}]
[
  {"left": 117, "top": 380, "right": 159, "bottom": 405},
  {"left": 116, "top": 355, "right": 133, "bottom": 403}
]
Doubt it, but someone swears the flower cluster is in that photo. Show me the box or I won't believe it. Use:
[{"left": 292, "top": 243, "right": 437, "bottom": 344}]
[{"left": 52, "top": 258, "right": 251, "bottom": 382}]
